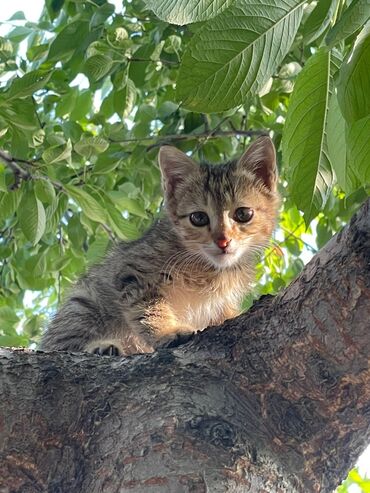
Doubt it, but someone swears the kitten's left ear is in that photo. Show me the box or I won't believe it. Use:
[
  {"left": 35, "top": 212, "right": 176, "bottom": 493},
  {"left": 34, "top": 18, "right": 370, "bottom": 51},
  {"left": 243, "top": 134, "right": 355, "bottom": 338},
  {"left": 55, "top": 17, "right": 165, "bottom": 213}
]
[
  {"left": 237, "top": 136, "right": 278, "bottom": 192},
  {"left": 158, "top": 146, "right": 198, "bottom": 196}
]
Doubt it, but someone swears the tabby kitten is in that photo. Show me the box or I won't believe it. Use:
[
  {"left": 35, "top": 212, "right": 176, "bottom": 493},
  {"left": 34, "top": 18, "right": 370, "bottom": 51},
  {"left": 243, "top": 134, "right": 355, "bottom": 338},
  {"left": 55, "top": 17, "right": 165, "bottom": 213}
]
[{"left": 41, "top": 137, "right": 280, "bottom": 356}]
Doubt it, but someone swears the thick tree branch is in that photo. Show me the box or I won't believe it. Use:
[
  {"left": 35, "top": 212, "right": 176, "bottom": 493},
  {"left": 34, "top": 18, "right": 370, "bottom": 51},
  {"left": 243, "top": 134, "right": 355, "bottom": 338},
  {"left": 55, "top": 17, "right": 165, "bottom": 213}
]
[{"left": 0, "top": 199, "right": 369, "bottom": 493}]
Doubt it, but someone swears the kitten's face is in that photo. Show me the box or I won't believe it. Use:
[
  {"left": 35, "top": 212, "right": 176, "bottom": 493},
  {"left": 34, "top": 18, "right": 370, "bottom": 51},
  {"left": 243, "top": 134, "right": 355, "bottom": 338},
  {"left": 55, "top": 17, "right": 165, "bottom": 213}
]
[{"left": 159, "top": 138, "right": 280, "bottom": 270}]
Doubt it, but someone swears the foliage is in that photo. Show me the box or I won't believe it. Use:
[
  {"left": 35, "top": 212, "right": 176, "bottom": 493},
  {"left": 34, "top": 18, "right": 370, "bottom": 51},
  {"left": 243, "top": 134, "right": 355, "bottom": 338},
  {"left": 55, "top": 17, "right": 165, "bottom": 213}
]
[
  {"left": 0, "top": 4, "right": 367, "bottom": 338},
  {"left": 337, "top": 468, "right": 370, "bottom": 493},
  {"left": 0, "top": 0, "right": 369, "bottom": 488}
]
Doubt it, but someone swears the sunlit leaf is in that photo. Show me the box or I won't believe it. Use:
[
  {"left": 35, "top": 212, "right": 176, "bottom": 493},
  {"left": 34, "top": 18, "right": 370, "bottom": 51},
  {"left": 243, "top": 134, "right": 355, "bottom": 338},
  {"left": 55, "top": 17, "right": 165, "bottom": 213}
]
[
  {"left": 144, "top": 0, "right": 233, "bottom": 24},
  {"left": 336, "top": 25, "right": 370, "bottom": 124},
  {"left": 177, "top": 0, "right": 305, "bottom": 112},
  {"left": 18, "top": 190, "right": 46, "bottom": 245},
  {"left": 282, "top": 49, "right": 338, "bottom": 223},
  {"left": 326, "top": 0, "right": 370, "bottom": 47}
]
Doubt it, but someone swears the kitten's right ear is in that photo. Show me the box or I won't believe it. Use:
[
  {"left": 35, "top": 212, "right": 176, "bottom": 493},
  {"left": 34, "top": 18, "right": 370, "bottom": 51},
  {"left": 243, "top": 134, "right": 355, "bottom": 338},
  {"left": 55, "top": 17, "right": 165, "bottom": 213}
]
[{"left": 158, "top": 146, "right": 198, "bottom": 196}]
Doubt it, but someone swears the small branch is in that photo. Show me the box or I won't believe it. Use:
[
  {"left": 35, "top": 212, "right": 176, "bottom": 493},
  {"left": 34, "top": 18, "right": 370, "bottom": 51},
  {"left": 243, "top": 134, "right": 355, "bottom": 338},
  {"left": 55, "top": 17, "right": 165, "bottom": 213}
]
[
  {"left": 109, "top": 129, "right": 268, "bottom": 150},
  {"left": 0, "top": 149, "right": 64, "bottom": 192},
  {"left": 0, "top": 150, "right": 31, "bottom": 189},
  {"left": 126, "top": 56, "right": 178, "bottom": 66}
]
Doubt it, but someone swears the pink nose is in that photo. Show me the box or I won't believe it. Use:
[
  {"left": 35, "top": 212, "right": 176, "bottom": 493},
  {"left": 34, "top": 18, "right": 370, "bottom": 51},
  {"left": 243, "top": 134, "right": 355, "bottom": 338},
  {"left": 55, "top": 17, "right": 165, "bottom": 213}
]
[{"left": 216, "top": 238, "right": 230, "bottom": 249}]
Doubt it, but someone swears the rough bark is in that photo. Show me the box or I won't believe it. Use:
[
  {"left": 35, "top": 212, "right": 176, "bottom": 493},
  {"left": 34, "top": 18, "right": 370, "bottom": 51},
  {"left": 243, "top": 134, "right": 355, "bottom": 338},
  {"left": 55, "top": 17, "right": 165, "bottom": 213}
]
[{"left": 0, "top": 199, "right": 369, "bottom": 493}]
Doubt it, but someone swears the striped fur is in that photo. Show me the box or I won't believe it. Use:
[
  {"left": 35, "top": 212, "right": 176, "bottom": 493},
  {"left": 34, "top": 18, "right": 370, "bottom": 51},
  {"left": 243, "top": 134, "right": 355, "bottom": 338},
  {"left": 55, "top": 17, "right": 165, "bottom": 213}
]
[{"left": 41, "top": 137, "right": 280, "bottom": 355}]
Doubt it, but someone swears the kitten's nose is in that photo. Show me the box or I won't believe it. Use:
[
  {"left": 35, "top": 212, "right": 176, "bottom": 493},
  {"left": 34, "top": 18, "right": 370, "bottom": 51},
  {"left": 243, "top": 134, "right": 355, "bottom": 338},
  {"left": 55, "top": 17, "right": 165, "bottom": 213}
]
[{"left": 216, "top": 238, "right": 231, "bottom": 250}]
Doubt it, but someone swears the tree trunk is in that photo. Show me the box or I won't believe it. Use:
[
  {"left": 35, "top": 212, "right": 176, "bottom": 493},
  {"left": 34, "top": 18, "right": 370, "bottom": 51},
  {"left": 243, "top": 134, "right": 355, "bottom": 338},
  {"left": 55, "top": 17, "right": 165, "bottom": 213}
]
[{"left": 0, "top": 199, "right": 369, "bottom": 493}]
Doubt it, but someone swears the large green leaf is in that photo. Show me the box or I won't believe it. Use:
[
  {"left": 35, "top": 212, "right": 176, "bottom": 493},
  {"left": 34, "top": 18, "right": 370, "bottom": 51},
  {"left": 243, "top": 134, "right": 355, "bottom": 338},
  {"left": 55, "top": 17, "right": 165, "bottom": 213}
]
[
  {"left": 326, "top": 0, "right": 370, "bottom": 47},
  {"left": 347, "top": 115, "right": 370, "bottom": 185},
  {"left": 0, "top": 189, "right": 21, "bottom": 221},
  {"left": 84, "top": 54, "right": 114, "bottom": 82},
  {"left": 47, "top": 20, "right": 90, "bottom": 62},
  {"left": 326, "top": 91, "right": 360, "bottom": 193},
  {"left": 74, "top": 136, "right": 109, "bottom": 158},
  {"left": 302, "top": 0, "right": 339, "bottom": 44},
  {"left": 18, "top": 190, "right": 46, "bottom": 245},
  {"left": 282, "top": 49, "right": 337, "bottom": 223},
  {"left": 42, "top": 140, "right": 72, "bottom": 164},
  {"left": 144, "top": 0, "right": 233, "bottom": 25},
  {"left": 113, "top": 79, "right": 137, "bottom": 119},
  {"left": 7, "top": 70, "right": 52, "bottom": 100},
  {"left": 336, "top": 25, "right": 370, "bottom": 124},
  {"left": 176, "top": 0, "right": 305, "bottom": 112}
]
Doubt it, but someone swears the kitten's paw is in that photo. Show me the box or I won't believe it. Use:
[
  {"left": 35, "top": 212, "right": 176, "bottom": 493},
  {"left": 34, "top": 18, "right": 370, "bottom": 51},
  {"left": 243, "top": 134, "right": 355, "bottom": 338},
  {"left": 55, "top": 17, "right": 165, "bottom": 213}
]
[
  {"left": 92, "top": 344, "right": 121, "bottom": 356},
  {"left": 85, "top": 340, "right": 124, "bottom": 357}
]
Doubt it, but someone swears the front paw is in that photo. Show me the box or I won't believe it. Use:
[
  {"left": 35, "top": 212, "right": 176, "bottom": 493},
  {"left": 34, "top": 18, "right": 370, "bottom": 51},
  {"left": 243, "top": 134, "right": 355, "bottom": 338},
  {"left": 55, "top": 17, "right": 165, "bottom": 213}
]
[
  {"left": 92, "top": 344, "right": 121, "bottom": 356},
  {"left": 85, "top": 340, "right": 123, "bottom": 356}
]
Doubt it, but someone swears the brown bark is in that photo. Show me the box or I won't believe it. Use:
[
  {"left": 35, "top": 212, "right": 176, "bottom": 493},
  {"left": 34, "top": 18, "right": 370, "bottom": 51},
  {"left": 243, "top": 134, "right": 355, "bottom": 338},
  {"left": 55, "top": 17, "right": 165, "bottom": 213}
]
[{"left": 0, "top": 199, "right": 369, "bottom": 493}]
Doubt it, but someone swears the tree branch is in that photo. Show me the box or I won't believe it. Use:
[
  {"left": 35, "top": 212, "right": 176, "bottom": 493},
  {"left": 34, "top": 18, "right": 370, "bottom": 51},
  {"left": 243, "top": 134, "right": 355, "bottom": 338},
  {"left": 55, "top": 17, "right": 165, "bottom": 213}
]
[
  {"left": 109, "top": 129, "right": 269, "bottom": 149},
  {"left": 0, "top": 150, "right": 31, "bottom": 189},
  {"left": 0, "top": 199, "right": 369, "bottom": 492}
]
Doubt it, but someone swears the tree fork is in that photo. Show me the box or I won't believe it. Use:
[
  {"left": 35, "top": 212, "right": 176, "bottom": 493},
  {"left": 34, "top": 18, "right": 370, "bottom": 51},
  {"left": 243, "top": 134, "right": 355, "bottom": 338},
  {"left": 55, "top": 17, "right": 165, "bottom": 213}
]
[{"left": 0, "top": 199, "right": 369, "bottom": 493}]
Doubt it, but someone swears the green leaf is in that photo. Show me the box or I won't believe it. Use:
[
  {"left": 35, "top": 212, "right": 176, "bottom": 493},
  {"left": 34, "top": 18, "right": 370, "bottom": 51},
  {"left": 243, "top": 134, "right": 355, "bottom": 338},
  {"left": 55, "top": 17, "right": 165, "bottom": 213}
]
[
  {"left": 336, "top": 25, "right": 370, "bottom": 124},
  {"left": 90, "top": 3, "right": 115, "bottom": 30},
  {"left": 347, "top": 115, "right": 370, "bottom": 185},
  {"left": 108, "top": 191, "right": 148, "bottom": 218},
  {"left": 0, "top": 189, "right": 22, "bottom": 221},
  {"left": 282, "top": 49, "right": 337, "bottom": 223},
  {"left": 34, "top": 179, "right": 56, "bottom": 204},
  {"left": 48, "top": 21, "right": 89, "bottom": 62},
  {"left": 65, "top": 185, "right": 107, "bottom": 224},
  {"left": 86, "top": 233, "right": 110, "bottom": 266},
  {"left": 7, "top": 70, "right": 52, "bottom": 100},
  {"left": 75, "top": 136, "right": 109, "bottom": 158},
  {"left": 0, "top": 335, "right": 29, "bottom": 347},
  {"left": 18, "top": 190, "right": 46, "bottom": 245},
  {"left": 176, "top": 0, "right": 305, "bottom": 112},
  {"left": 114, "top": 79, "right": 136, "bottom": 118},
  {"left": 326, "top": 0, "right": 370, "bottom": 47},
  {"left": 106, "top": 201, "right": 140, "bottom": 240},
  {"left": 42, "top": 140, "right": 72, "bottom": 164},
  {"left": 0, "top": 306, "right": 19, "bottom": 334},
  {"left": 8, "top": 11, "right": 26, "bottom": 21},
  {"left": 85, "top": 54, "right": 114, "bottom": 82},
  {"left": 144, "top": 0, "right": 233, "bottom": 25},
  {"left": 303, "top": 0, "right": 339, "bottom": 44},
  {"left": 0, "top": 37, "right": 13, "bottom": 58},
  {"left": 7, "top": 26, "right": 32, "bottom": 43},
  {"left": 326, "top": 91, "right": 361, "bottom": 193}
]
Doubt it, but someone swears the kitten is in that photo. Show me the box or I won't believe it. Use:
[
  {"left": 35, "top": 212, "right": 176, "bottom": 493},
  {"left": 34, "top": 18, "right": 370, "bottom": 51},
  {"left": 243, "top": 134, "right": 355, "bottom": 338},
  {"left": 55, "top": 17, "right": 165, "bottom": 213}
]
[{"left": 41, "top": 137, "right": 280, "bottom": 356}]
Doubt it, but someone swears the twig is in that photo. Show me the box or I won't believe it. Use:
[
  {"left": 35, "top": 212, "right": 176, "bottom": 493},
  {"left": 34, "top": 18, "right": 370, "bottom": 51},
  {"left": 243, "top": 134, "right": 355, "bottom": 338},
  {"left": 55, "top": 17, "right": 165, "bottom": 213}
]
[
  {"left": 0, "top": 150, "right": 31, "bottom": 189},
  {"left": 126, "top": 56, "right": 178, "bottom": 66},
  {"left": 109, "top": 129, "right": 268, "bottom": 150},
  {"left": 0, "top": 149, "right": 64, "bottom": 191}
]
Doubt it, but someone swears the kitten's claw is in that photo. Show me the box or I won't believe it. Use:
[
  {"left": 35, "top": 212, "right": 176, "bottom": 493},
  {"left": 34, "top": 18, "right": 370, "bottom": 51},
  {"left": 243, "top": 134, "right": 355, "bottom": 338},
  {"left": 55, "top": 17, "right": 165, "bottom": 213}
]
[{"left": 92, "top": 344, "right": 121, "bottom": 357}]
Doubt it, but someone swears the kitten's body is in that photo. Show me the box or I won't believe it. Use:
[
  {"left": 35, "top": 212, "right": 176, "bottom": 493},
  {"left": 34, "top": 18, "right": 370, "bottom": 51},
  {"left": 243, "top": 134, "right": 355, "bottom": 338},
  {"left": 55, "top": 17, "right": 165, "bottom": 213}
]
[{"left": 41, "top": 137, "right": 280, "bottom": 355}]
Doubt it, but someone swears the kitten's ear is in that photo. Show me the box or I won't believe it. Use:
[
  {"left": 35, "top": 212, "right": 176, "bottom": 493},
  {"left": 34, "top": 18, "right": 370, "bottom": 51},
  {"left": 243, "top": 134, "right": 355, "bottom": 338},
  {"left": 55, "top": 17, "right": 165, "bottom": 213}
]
[
  {"left": 158, "top": 146, "right": 198, "bottom": 195},
  {"left": 236, "top": 137, "right": 278, "bottom": 192}
]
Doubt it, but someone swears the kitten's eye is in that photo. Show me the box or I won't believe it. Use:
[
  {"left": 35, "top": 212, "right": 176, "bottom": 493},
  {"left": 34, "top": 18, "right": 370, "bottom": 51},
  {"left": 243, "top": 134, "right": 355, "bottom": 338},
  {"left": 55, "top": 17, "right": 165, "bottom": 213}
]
[
  {"left": 189, "top": 211, "right": 210, "bottom": 227},
  {"left": 234, "top": 207, "right": 254, "bottom": 223}
]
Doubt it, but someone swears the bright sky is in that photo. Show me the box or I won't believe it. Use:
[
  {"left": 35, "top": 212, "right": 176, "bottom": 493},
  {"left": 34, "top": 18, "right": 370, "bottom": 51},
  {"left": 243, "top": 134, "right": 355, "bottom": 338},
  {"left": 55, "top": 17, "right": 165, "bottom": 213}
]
[{"left": 1, "top": 1, "right": 369, "bottom": 488}]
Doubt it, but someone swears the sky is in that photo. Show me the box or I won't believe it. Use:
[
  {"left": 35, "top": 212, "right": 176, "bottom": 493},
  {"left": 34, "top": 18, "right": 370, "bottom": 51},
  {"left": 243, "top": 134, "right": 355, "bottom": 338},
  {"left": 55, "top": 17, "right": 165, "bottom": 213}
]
[{"left": 0, "top": 1, "right": 369, "bottom": 487}]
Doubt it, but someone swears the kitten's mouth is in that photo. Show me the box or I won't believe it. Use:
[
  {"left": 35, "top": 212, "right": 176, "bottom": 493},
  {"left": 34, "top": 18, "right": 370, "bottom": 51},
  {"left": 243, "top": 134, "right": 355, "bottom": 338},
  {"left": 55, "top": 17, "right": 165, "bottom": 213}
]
[{"left": 202, "top": 248, "right": 239, "bottom": 269}]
